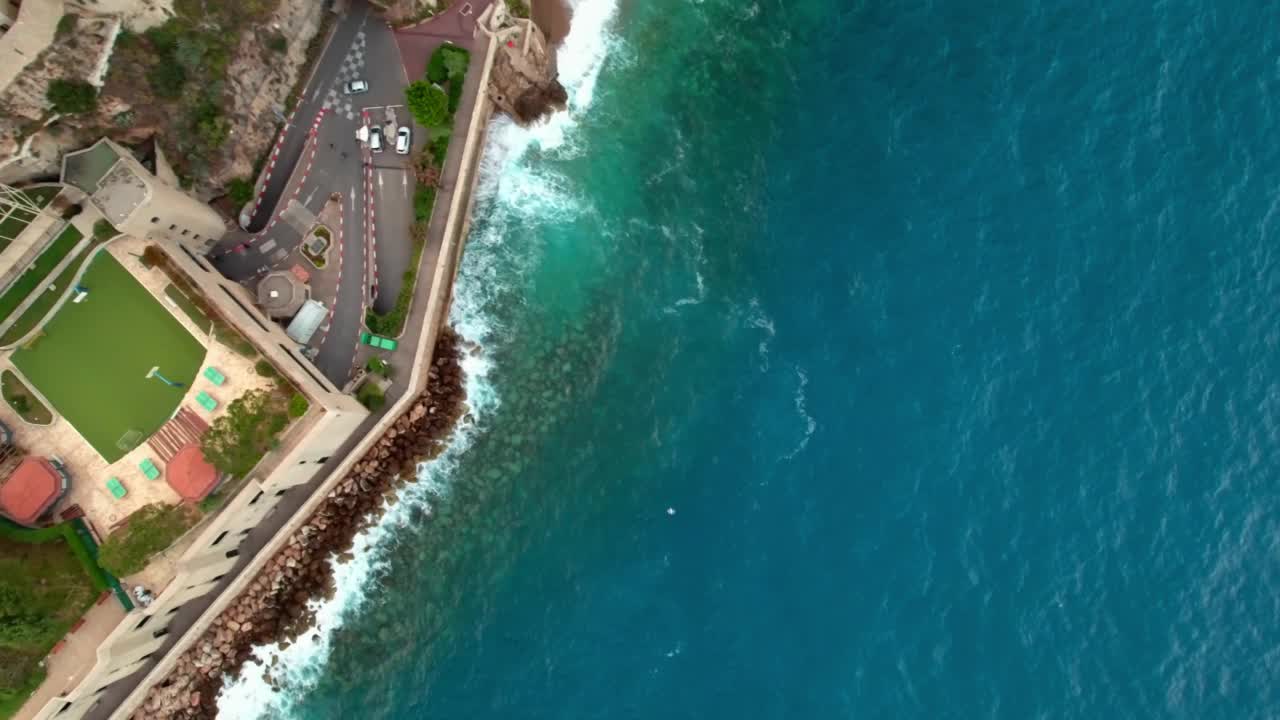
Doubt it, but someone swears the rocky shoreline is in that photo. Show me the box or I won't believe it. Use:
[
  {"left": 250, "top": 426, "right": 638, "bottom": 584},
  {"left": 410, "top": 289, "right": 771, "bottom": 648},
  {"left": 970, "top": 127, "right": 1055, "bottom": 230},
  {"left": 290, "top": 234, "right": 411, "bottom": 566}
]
[{"left": 132, "top": 327, "right": 470, "bottom": 719}]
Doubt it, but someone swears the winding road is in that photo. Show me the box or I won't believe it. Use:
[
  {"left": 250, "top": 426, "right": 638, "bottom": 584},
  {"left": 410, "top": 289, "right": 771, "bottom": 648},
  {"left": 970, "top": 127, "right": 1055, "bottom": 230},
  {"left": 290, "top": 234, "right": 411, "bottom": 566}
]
[{"left": 209, "top": 0, "right": 416, "bottom": 386}]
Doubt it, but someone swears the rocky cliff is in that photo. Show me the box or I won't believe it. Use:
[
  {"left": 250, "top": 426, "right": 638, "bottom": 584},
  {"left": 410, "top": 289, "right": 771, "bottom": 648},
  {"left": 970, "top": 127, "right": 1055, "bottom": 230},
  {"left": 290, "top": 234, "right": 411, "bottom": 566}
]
[{"left": 0, "top": 0, "right": 326, "bottom": 199}]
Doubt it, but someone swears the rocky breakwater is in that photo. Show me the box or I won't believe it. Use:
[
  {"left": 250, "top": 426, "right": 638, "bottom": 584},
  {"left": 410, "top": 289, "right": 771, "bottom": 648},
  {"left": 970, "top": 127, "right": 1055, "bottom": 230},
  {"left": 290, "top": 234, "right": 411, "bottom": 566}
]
[{"left": 132, "top": 328, "right": 470, "bottom": 720}]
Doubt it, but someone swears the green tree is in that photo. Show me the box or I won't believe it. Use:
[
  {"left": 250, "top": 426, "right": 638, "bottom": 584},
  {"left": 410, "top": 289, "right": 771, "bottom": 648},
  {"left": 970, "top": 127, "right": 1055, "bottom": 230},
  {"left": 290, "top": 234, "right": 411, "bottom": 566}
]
[
  {"left": 266, "top": 32, "right": 288, "bottom": 53},
  {"left": 55, "top": 14, "right": 76, "bottom": 37},
  {"left": 92, "top": 219, "right": 117, "bottom": 241},
  {"left": 174, "top": 35, "right": 207, "bottom": 73},
  {"left": 405, "top": 81, "right": 448, "bottom": 128},
  {"left": 443, "top": 47, "right": 470, "bottom": 79},
  {"left": 227, "top": 177, "right": 254, "bottom": 205},
  {"left": 427, "top": 49, "right": 450, "bottom": 85},
  {"left": 46, "top": 79, "right": 97, "bottom": 115},
  {"left": 254, "top": 358, "right": 279, "bottom": 378},
  {"left": 148, "top": 62, "right": 186, "bottom": 98},
  {"left": 287, "top": 392, "right": 309, "bottom": 418},
  {"left": 201, "top": 389, "right": 287, "bottom": 477}
]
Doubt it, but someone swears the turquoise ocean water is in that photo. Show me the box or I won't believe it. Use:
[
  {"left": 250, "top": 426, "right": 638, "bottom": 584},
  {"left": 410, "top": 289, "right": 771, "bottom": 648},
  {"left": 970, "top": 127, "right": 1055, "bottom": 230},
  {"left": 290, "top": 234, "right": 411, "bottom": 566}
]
[{"left": 218, "top": 0, "right": 1280, "bottom": 717}]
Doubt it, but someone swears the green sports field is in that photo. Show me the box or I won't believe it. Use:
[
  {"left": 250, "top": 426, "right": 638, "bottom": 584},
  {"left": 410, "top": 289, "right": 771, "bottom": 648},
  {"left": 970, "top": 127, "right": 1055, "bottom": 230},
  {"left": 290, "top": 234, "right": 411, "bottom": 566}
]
[{"left": 13, "top": 253, "right": 205, "bottom": 462}]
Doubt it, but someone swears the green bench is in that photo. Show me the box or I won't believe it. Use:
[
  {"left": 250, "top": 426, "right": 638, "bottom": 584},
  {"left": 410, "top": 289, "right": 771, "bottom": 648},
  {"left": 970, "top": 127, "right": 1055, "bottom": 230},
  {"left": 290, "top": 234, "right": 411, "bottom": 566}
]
[
  {"left": 196, "top": 391, "right": 218, "bottom": 412},
  {"left": 360, "top": 332, "right": 398, "bottom": 351},
  {"left": 139, "top": 458, "right": 160, "bottom": 481},
  {"left": 203, "top": 366, "right": 226, "bottom": 386},
  {"left": 106, "top": 477, "right": 127, "bottom": 499}
]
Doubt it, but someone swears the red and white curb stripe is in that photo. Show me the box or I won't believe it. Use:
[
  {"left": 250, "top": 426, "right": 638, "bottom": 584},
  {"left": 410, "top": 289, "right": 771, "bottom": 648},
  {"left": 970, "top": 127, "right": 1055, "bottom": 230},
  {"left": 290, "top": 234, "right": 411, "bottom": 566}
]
[
  {"left": 316, "top": 195, "right": 345, "bottom": 351},
  {"left": 361, "top": 109, "right": 379, "bottom": 303},
  {"left": 218, "top": 110, "right": 327, "bottom": 258},
  {"left": 246, "top": 109, "right": 297, "bottom": 222}
]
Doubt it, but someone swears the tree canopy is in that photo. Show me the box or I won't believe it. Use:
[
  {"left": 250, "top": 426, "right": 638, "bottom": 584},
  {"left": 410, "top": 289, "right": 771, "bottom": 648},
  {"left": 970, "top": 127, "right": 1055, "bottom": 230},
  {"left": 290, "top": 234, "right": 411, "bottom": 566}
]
[
  {"left": 46, "top": 79, "right": 97, "bottom": 115},
  {"left": 405, "top": 81, "right": 448, "bottom": 128},
  {"left": 201, "top": 389, "right": 287, "bottom": 477}
]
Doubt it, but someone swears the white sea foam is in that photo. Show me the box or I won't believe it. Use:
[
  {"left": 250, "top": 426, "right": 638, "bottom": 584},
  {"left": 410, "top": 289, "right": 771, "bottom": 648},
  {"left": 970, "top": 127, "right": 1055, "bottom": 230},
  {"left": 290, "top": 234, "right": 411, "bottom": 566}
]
[
  {"left": 782, "top": 367, "right": 817, "bottom": 461},
  {"left": 747, "top": 297, "right": 776, "bottom": 371},
  {"left": 663, "top": 222, "right": 708, "bottom": 312},
  {"left": 215, "top": 2, "right": 622, "bottom": 717}
]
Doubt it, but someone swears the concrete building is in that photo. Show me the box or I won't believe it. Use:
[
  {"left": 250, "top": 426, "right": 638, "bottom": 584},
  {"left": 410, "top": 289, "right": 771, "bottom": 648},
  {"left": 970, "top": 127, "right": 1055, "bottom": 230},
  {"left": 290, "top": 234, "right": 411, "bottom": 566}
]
[
  {"left": 0, "top": 453, "right": 70, "bottom": 526},
  {"left": 25, "top": 134, "right": 371, "bottom": 718},
  {"left": 256, "top": 268, "right": 309, "bottom": 318},
  {"left": 29, "top": 231, "right": 369, "bottom": 717},
  {"left": 61, "top": 138, "right": 227, "bottom": 254}
]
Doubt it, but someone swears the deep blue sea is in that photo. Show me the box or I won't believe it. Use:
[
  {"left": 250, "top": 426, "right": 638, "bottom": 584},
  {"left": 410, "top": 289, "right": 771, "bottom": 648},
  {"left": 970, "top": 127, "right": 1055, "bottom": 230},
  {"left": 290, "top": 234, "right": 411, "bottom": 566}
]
[{"left": 219, "top": 0, "right": 1280, "bottom": 717}]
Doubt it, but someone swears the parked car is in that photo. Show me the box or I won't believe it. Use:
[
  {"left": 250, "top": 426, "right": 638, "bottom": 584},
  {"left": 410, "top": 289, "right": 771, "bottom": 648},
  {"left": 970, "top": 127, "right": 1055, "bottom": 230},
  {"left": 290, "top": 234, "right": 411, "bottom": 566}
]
[
  {"left": 369, "top": 125, "right": 383, "bottom": 153},
  {"left": 395, "top": 126, "right": 411, "bottom": 155},
  {"left": 344, "top": 79, "right": 369, "bottom": 94},
  {"left": 360, "top": 332, "right": 398, "bottom": 350}
]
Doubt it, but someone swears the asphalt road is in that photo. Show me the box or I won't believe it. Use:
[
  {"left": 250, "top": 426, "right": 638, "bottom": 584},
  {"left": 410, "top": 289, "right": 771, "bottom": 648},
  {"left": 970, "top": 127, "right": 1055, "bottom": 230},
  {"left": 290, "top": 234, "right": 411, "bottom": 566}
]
[{"left": 209, "top": 0, "right": 417, "bottom": 387}]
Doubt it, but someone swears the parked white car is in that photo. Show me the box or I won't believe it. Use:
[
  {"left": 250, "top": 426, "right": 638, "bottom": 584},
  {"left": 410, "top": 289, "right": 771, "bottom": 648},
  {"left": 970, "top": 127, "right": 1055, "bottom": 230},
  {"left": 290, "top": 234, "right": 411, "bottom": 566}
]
[
  {"left": 344, "top": 79, "right": 369, "bottom": 94},
  {"left": 395, "top": 126, "right": 411, "bottom": 155},
  {"left": 369, "top": 125, "right": 383, "bottom": 153}
]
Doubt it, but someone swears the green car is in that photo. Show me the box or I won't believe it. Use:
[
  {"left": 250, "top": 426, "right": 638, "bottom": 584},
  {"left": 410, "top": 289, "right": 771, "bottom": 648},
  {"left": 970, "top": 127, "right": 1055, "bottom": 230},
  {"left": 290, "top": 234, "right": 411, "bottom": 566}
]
[{"left": 360, "top": 332, "right": 398, "bottom": 351}]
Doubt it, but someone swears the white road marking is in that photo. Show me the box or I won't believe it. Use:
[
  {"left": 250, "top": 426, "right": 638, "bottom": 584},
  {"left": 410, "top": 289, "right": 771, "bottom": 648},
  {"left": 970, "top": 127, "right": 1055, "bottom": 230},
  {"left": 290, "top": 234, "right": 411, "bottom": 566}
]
[
  {"left": 377, "top": 171, "right": 384, "bottom": 190},
  {"left": 304, "top": 187, "right": 318, "bottom": 208},
  {"left": 311, "top": 86, "right": 322, "bottom": 102}
]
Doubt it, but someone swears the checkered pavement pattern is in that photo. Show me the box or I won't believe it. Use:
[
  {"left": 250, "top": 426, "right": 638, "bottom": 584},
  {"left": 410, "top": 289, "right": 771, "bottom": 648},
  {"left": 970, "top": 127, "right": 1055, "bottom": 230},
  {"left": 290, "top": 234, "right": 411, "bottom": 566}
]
[{"left": 322, "top": 30, "right": 368, "bottom": 121}]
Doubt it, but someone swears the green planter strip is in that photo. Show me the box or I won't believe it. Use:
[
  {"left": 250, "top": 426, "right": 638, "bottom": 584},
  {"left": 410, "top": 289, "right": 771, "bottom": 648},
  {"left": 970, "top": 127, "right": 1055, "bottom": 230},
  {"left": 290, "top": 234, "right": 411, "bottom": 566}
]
[{"left": 0, "top": 224, "right": 84, "bottom": 324}]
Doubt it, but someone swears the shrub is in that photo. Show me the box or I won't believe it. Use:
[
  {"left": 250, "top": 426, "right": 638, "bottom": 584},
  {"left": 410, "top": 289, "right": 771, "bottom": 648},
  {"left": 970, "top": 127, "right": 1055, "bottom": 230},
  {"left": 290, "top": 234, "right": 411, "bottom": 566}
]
[
  {"left": 227, "top": 177, "right": 254, "bottom": 205},
  {"left": 46, "top": 79, "right": 97, "bottom": 115},
  {"left": 413, "top": 186, "right": 436, "bottom": 222},
  {"left": 430, "top": 132, "right": 450, "bottom": 165},
  {"left": 405, "top": 81, "right": 448, "bottom": 128},
  {"left": 447, "top": 78, "right": 463, "bottom": 115},
  {"left": 287, "top": 392, "right": 309, "bottom": 418},
  {"left": 197, "top": 492, "right": 226, "bottom": 514},
  {"left": 97, "top": 505, "right": 195, "bottom": 577},
  {"left": 92, "top": 219, "right": 117, "bottom": 241},
  {"left": 254, "top": 359, "right": 279, "bottom": 378},
  {"left": 507, "top": 0, "right": 531, "bottom": 19},
  {"left": 56, "top": 14, "right": 76, "bottom": 37},
  {"left": 201, "top": 389, "right": 289, "bottom": 477},
  {"left": 356, "top": 381, "right": 385, "bottom": 411},
  {"left": 366, "top": 357, "right": 391, "bottom": 377},
  {"left": 442, "top": 47, "right": 470, "bottom": 79},
  {"left": 148, "top": 62, "right": 186, "bottom": 98},
  {"left": 427, "top": 47, "right": 450, "bottom": 84},
  {"left": 266, "top": 32, "right": 288, "bottom": 53}
]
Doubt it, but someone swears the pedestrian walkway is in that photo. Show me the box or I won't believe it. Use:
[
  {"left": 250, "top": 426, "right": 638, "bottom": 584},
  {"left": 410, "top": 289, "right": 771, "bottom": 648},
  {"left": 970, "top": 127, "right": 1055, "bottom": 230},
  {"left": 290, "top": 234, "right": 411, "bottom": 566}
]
[{"left": 13, "top": 595, "right": 126, "bottom": 720}]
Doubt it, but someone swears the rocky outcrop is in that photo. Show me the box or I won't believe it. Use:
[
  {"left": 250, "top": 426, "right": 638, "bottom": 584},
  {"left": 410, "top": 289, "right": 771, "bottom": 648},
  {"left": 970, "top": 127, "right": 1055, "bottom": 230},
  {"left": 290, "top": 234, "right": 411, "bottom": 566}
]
[
  {"left": 0, "top": 13, "right": 120, "bottom": 164},
  {"left": 205, "top": 0, "right": 326, "bottom": 191},
  {"left": 67, "top": 0, "right": 175, "bottom": 31},
  {"left": 0, "top": 0, "right": 325, "bottom": 195},
  {"left": 131, "top": 328, "right": 470, "bottom": 720},
  {"left": 487, "top": 11, "right": 567, "bottom": 125}
]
